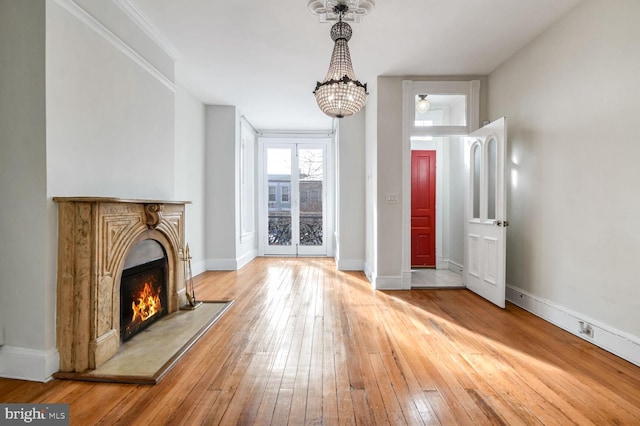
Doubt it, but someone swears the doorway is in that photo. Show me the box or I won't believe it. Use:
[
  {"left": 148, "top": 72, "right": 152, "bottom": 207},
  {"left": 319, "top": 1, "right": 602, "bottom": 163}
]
[
  {"left": 259, "top": 140, "right": 331, "bottom": 256},
  {"left": 402, "top": 80, "right": 481, "bottom": 288}
]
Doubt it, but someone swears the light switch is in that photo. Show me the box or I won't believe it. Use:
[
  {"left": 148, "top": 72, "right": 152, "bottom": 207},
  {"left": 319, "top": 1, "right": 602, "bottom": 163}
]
[{"left": 385, "top": 193, "right": 399, "bottom": 203}]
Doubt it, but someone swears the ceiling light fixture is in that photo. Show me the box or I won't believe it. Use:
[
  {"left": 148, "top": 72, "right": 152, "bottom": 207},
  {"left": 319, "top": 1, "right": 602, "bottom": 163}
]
[
  {"left": 416, "top": 95, "right": 430, "bottom": 113},
  {"left": 313, "top": 3, "right": 368, "bottom": 119}
]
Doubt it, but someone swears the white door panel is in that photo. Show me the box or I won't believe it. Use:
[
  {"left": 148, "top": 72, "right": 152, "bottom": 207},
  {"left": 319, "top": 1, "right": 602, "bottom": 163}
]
[{"left": 464, "top": 118, "right": 507, "bottom": 308}]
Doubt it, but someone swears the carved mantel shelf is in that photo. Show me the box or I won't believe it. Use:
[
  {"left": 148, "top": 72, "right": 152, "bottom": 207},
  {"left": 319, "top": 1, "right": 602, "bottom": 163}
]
[
  {"left": 54, "top": 197, "right": 190, "bottom": 373},
  {"left": 52, "top": 196, "right": 191, "bottom": 204}
]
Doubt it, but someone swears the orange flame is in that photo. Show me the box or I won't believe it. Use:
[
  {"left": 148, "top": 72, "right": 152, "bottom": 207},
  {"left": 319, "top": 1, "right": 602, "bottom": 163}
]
[{"left": 131, "top": 282, "right": 162, "bottom": 323}]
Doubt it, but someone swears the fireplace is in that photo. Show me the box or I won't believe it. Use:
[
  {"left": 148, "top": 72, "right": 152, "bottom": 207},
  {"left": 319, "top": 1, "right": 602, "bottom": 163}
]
[
  {"left": 120, "top": 240, "right": 168, "bottom": 341},
  {"left": 53, "top": 197, "right": 189, "bottom": 373}
]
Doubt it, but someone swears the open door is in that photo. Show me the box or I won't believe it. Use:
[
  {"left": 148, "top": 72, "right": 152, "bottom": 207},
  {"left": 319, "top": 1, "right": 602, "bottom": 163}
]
[{"left": 464, "top": 117, "right": 507, "bottom": 308}]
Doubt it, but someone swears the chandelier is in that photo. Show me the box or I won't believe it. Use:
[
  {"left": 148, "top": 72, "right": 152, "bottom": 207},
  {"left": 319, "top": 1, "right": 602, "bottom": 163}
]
[{"left": 313, "top": 3, "right": 368, "bottom": 118}]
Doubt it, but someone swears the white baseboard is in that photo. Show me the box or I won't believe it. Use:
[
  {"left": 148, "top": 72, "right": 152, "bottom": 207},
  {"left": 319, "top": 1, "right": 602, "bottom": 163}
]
[
  {"left": 435, "top": 259, "right": 463, "bottom": 274},
  {"left": 190, "top": 259, "right": 207, "bottom": 277},
  {"left": 0, "top": 346, "right": 59, "bottom": 382},
  {"left": 436, "top": 258, "right": 448, "bottom": 270},
  {"left": 447, "top": 260, "right": 463, "bottom": 274},
  {"left": 373, "top": 275, "right": 405, "bottom": 290},
  {"left": 205, "top": 258, "right": 237, "bottom": 270},
  {"left": 236, "top": 250, "right": 257, "bottom": 270},
  {"left": 403, "top": 271, "right": 412, "bottom": 289},
  {"left": 336, "top": 258, "right": 365, "bottom": 271},
  {"left": 364, "top": 261, "right": 409, "bottom": 290},
  {"left": 205, "top": 252, "right": 257, "bottom": 271},
  {"left": 507, "top": 285, "right": 640, "bottom": 368},
  {"left": 364, "top": 261, "right": 373, "bottom": 283}
]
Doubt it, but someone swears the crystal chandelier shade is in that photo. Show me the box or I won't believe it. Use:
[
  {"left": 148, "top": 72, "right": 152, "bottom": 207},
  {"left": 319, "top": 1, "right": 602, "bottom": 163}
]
[{"left": 313, "top": 10, "right": 368, "bottom": 118}]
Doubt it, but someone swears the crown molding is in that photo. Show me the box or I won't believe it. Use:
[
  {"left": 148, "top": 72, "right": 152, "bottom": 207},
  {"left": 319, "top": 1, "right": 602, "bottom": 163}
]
[
  {"left": 112, "top": 0, "right": 181, "bottom": 61},
  {"left": 54, "top": 0, "right": 176, "bottom": 93}
]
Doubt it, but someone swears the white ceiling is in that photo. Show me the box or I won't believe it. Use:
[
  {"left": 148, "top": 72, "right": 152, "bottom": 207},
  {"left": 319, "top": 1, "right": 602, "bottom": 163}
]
[{"left": 130, "top": 0, "right": 582, "bottom": 131}]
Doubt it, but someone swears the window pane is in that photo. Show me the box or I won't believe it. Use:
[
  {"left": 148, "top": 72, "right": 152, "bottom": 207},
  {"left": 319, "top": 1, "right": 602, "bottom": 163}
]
[
  {"left": 473, "top": 144, "right": 481, "bottom": 219},
  {"left": 414, "top": 94, "right": 466, "bottom": 126},
  {"left": 299, "top": 148, "right": 324, "bottom": 246},
  {"left": 267, "top": 148, "right": 291, "bottom": 246},
  {"left": 487, "top": 138, "right": 497, "bottom": 220}
]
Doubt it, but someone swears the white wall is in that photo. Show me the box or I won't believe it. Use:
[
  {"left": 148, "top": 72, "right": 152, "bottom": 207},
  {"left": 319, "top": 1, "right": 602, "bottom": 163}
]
[
  {"left": 488, "top": 0, "right": 640, "bottom": 362},
  {"left": 205, "top": 106, "right": 257, "bottom": 269},
  {"left": 46, "top": 1, "right": 175, "bottom": 200},
  {"left": 375, "top": 78, "right": 405, "bottom": 288},
  {"left": 364, "top": 83, "right": 378, "bottom": 282},
  {"left": 0, "top": 0, "right": 52, "bottom": 381},
  {"left": 446, "top": 99, "right": 467, "bottom": 267},
  {"left": 175, "top": 86, "right": 206, "bottom": 275},
  {"left": 336, "top": 112, "right": 366, "bottom": 270},
  {"left": 74, "top": 0, "right": 175, "bottom": 80},
  {"left": 0, "top": 0, "right": 178, "bottom": 381},
  {"left": 205, "top": 106, "right": 238, "bottom": 268},
  {"left": 447, "top": 136, "right": 465, "bottom": 268}
]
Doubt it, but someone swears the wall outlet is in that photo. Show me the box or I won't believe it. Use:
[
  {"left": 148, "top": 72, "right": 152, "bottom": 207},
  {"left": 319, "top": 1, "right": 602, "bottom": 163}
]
[{"left": 578, "top": 321, "right": 594, "bottom": 338}]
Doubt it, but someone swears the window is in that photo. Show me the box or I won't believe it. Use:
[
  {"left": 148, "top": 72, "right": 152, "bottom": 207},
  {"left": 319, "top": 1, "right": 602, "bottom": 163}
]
[
  {"left": 405, "top": 80, "right": 480, "bottom": 137},
  {"left": 414, "top": 94, "right": 466, "bottom": 127},
  {"left": 281, "top": 186, "right": 290, "bottom": 202},
  {"left": 472, "top": 143, "right": 481, "bottom": 219},
  {"left": 269, "top": 185, "right": 276, "bottom": 202},
  {"left": 487, "top": 138, "right": 497, "bottom": 220}
]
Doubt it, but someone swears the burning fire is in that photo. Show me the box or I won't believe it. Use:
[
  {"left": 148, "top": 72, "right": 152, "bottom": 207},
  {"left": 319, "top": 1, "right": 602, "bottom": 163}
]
[{"left": 131, "top": 282, "right": 162, "bottom": 323}]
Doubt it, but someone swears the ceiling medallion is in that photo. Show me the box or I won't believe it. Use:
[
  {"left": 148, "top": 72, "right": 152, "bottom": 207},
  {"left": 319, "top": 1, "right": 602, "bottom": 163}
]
[{"left": 308, "top": 0, "right": 375, "bottom": 23}]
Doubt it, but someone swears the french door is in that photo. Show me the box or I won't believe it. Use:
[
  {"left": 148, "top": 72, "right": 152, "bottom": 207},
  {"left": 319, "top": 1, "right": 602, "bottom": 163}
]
[
  {"left": 464, "top": 117, "right": 507, "bottom": 308},
  {"left": 261, "top": 141, "right": 328, "bottom": 256}
]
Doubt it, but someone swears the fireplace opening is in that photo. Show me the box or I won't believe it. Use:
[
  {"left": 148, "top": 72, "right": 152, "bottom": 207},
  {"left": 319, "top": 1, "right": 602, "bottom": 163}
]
[{"left": 120, "top": 239, "right": 168, "bottom": 342}]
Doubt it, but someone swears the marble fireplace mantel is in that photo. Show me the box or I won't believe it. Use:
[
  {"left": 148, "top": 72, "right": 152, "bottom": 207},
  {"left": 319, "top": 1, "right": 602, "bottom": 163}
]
[{"left": 53, "top": 197, "right": 190, "bottom": 373}]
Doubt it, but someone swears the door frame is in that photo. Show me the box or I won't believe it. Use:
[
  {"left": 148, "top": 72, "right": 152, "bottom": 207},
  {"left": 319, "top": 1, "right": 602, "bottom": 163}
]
[
  {"left": 257, "top": 135, "right": 335, "bottom": 257},
  {"left": 401, "top": 80, "right": 481, "bottom": 288}
]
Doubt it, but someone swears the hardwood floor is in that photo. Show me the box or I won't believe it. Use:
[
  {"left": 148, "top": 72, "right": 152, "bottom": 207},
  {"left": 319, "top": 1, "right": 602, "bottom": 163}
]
[{"left": 2, "top": 257, "right": 640, "bottom": 425}]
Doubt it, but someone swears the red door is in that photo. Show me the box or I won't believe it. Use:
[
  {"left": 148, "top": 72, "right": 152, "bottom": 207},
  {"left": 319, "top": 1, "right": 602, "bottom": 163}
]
[{"left": 411, "top": 150, "right": 436, "bottom": 267}]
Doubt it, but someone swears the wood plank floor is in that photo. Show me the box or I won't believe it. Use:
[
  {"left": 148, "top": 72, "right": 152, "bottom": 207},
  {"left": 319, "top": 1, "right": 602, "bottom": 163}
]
[{"left": 2, "top": 257, "right": 640, "bottom": 425}]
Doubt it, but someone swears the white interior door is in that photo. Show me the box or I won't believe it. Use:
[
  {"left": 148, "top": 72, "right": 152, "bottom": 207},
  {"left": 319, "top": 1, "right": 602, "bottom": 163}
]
[
  {"left": 464, "top": 117, "right": 507, "bottom": 307},
  {"left": 262, "top": 142, "right": 327, "bottom": 256}
]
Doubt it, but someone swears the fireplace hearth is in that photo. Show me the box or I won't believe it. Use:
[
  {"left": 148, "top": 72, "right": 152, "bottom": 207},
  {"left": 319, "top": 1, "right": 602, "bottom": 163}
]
[{"left": 53, "top": 197, "right": 189, "bottom": 373}]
